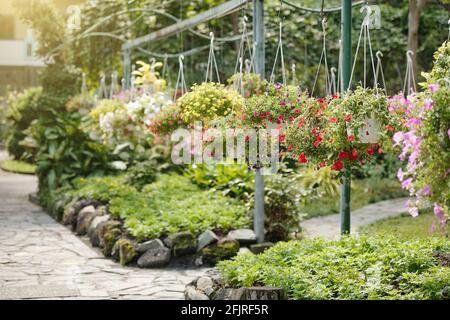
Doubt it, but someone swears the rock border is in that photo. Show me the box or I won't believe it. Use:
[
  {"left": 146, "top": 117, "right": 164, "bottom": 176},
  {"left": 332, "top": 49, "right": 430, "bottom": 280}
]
[
  {"left": 185, "top": 269, "right": 284, "bottom": 300},
  {"left": 40, "top": 197, "right": 274, "bottom": 269}
]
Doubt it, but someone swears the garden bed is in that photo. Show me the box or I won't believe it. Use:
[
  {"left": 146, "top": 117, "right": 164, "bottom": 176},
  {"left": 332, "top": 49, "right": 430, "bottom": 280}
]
[
  {"left": 185, "top": 236, "right": 450, "bottom": 300},
  {"left": 40, "top": 174, "right": 274, "bottom": 268}
]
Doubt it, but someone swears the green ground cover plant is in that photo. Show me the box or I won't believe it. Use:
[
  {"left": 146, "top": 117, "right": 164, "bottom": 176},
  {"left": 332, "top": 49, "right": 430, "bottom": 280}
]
[
  {"left": 66, "top": 174, "right": 250, "bottom": 240},
  {"left": 0, "top": 160, "right": 36, "bottom": 174},
  {"left": 361, "top": 210, "right": 449, "bottom": 239},
  {"left": 218, "top": 236, "right": 450, "bottom": 300}
]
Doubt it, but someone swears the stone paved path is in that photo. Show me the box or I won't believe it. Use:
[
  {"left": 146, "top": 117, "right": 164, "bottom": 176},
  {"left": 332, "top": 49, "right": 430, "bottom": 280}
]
[
  {"left": 0, "top": 150, "right": 206, "bottom": 300},
  {"left": 301, "top": 197, "right": 410, "bottom": 240}
]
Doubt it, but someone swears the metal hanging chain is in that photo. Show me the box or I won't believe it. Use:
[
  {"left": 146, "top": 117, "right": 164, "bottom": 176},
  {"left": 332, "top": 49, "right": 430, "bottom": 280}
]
[
  {"left": 330, "top": 67, "right": 337, "bottom": 95},
  {"left": 234, "top": 16, "right": 254, "bottom": 75},
  {"left": 311, "top": 18, "right": 331, "bottom": 96},
  {"left": 81, "top": 72, "right": 88, "bottom": 96},
  {"left": 348, "top": 5, "right": 377, "bottom": 91},
  {"left": 375, "top": 51, "right": 388, "bottom": 96},
  {"left": 270, "top": 21, "right": 287, "bottom": 87},
  {"left": 403, "top": 50, "right": 417, "bottom": 95},
  {"left": 447, "top": 18, "right": 450, "bottom": 42},
  {"left": 161, "top": 54, "right": 168, "bottom": 81},
  {"left": 205, "top": 32, "right": 221, "bottom": 83},
  {"left": 98, "top": 74, "right": 108, "bottom": 99},
  {"left": 337, "top": 39, "right": 343, "bottom": 93},
  {"left": 291, "top": 63, "right": 297, "bottom": 86},
  {"left": 174, "top": 54, "right": 187, "bottom": 100},
  {"left": 110, "top": 71, "right": 119, "bottom": 98}
]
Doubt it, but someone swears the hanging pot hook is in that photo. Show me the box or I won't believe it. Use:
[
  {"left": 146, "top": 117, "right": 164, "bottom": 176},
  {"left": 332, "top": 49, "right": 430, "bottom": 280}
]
[
  {"left": 376, "top": 50, "right": 383, "bottom": 61},
  {"left": 406, "top": 50, "right": 414, "bottom": 61}
]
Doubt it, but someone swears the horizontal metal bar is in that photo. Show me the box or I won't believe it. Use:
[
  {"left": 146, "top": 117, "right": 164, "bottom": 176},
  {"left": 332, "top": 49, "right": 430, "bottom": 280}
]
[
  {"left": 281, "top": 0, "right": 365, "bottom": 13},
  {"left": 122, "top": 0, "right": 249, "bottom": 50}
]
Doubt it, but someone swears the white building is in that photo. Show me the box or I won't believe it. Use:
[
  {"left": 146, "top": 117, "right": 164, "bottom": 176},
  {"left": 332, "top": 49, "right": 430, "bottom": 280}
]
[{"left": 0, "top": 0, "right": 82, "bottom": 93}]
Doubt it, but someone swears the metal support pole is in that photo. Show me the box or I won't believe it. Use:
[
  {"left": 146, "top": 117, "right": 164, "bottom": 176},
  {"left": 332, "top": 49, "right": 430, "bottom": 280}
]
[
  {"left": 253, "top": 0, "right": 265, "bottom": 243},
  {"left": 253, "top": 0, "right": 265, "bottom": 78},
  {"left": 340, "top": 0, "right": 352, "bottom": 235},
  {"left": 123, "top": 49, "right": 131, "bottom": 90}
]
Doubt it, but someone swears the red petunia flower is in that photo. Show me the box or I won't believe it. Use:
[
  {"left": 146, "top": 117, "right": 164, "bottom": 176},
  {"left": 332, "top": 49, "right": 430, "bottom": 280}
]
[
  {"left": 344, "top": 114, "right": 352, "bottom": 122},
  {"left": 319, "top": 162, "right": 326, "bottom": 168},
  {"left": 378, "top": 148, "right": 383, "bottom": 154},
  {"left": 288, "top": 116, "right": 295, "bottom": 121},
  {"left": 329, "top": 117, "right": 337, "bottom": 123},
  {"left": 385, "top": 125, "right": 395, "bottom": 132},
  {"left": 347, "top": 135, "right": 354, "bottom": 142},
  {"left": 350, "top": 149, "right": 358, "bottom": 160},
  {"left": 314, "top": 136, "right": 323, "bottom": 148},
  {"left": 331, "top": 160, "right": 344, "bottom": 171},
  {"left": 297, "top": 119, "right": 305, "bottom": 128},
  {"left": 294, "top": 109, "right": 301, "bottom": 113},
  {"left": 287, "top": 144, "right": 292, "bottom": 152},
  {"left": 339, "top": 151, "right": 349, "bottom": 160},
  {"left": 278, "top": 115, "right": 284, "bottom": 121},
  {"left": 279, "top": 134, "right": 286, "bottom": 143},
  {"left": 312, "top": 128, "right": 318, "bottom": 136},
  {"left": 366, "top": 146, "right": 374, "bottom": 155},
  {"left": 298, "top": 153, "right": 308, "bottom": 164}
]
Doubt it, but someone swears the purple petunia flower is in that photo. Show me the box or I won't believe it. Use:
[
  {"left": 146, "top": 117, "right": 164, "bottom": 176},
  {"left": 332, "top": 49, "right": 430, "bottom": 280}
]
[
  {"left": 428, "top": 83, "right": 439, "bottom": 93},
  {"left": 433, "top": 204, "right": 446, "bottom": 225}
]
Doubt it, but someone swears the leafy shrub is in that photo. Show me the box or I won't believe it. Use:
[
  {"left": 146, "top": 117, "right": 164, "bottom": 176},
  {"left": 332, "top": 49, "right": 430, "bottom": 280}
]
[
  {"left": 67, "top": 174, "right": 250, "bottom": 240},
  {"left": 177, "top": 82, "right": 244, "bottom": 125},
  {"left": 4, "top": 87, "right": 42, "bottom": 162},
  {"left": 186, "top": 162, "right": 308, "bottom": 241},
  {"left": 218, "top": 236, "right": 450, "bottom": 300},
  {"left": 184, "top": 162, "right": 253, "bottom": 198},
  {"left": 124, "top": 160, "right": 158, "bottom": 191},
  {"left": 31, "top": 109, "right": 113, "bottom": 192}
]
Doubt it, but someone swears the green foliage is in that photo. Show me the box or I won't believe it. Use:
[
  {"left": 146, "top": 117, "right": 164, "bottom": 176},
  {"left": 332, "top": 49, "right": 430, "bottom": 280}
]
[
  {"left": 3, "top": 87, "right": 42, "bottom": 162},
  {"left": 295, "top": 166, "right": 341, "bottom": 196},
  {"left": 260, "top": 174, "right": 307, "bottom": 241},
  {"left": 0, "top": 160, "right": 36, "bottom": 175},
  {"left": 177, "top": 83, "right": 244, "bottom": 124},
  {"left": 184, "top": 162, "right": 253, "bottom": 198},
  {"left": 218, "top": 236, "right": 450, "bottom": 300},
  {"left": 185, "top": 162, "right": 308, "bottom": 240},
  {"left": 68, "top": 174, "right": 250, "bottom": 240},
  {"left": 31, "top": 109, "right": 112, "bottom": 192},
  {"left": 124, "top": 160, "right": 158, "bottom": 191},
  {"left": 417, "top": 42, "right": 450, "bottom": 218}
]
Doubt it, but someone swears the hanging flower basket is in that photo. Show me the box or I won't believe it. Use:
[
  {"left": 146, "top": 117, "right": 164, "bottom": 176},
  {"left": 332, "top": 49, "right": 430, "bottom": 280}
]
[{"left": 285, "top": 87, "right": 401, "bottom": 172}]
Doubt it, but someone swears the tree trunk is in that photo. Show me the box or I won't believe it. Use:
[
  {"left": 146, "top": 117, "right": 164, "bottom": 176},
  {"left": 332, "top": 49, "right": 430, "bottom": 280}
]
[{"left": 407, "top": 0, "right": 427, "bottom": 79}]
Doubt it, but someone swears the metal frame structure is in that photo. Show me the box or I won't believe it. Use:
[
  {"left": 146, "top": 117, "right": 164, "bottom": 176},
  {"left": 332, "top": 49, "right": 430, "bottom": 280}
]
[
  {"left": 120, "top": 0, "right": 266, "bottom": 243},
  {"left": 122, "top": 0, "right": 252, "bottom": 89},
  {"left": 121, "top": 0, "right": 357, "bottom": 238}
]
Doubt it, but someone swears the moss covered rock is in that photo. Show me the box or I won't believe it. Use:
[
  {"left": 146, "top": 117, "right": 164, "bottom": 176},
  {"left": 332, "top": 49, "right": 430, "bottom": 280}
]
[
  {"left": 201, "top": 239, "right": 240, "bottom": 264},
  {"left": 98, "top": 221, "right": 122, "bottom": 257},
  {"left": 112, "top": 239, "right": 137, "bottom": 266},
  {"left": 164, "top": 232, "right": 197, "bottom": 257}
]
